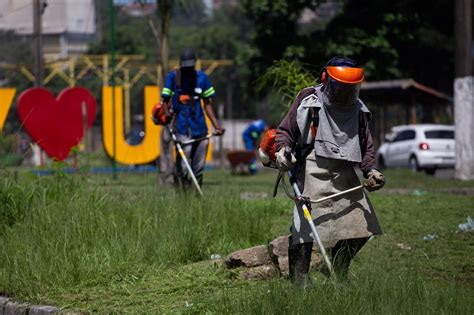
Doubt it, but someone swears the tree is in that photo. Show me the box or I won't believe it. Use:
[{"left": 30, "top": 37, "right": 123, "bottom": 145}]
[
  {"left": 318, "top": 0, "right": 456, "bottom": 92},
  {"left": 242, "top": 0, "right": 464, "bottom": 95},
  {"left": 241, "top": 0, "right": 321, "bottom": 81},
  {"left": 157, "top": 0, "right": 173, "bottom": 77}
]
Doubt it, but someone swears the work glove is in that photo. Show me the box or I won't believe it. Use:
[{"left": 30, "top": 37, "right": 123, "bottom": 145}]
[
  {"left": 258, "top": 148, "right": 271, "bottom": 165},
  {"left": 151, "top": 114, "right": 172, "bottom": 126},
  {"left": 151, "top": 102, "right": 172, "bottom": 125},
  {"left": 275, "top": 146, "right": 296, "bottom": 171},
  {"left": 214, "top": 127, "right": 225, "bottom": 136},
  {"left": 364, "top": 169, "right": 385, "bottom": 192}
]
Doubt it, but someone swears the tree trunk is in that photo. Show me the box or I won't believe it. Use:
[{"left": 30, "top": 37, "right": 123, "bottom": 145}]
[
  {"left": 158, "top": 0, "right": 172, "bottom": 79},
  {"left": 454, "top": 0, "right": 473, "bottom": 180},
  {"left": 156, "top": 0, "right": 174, "bottom": 185}
]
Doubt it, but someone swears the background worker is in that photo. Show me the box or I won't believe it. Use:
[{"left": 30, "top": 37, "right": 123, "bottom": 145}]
[
  {"left": 242, "top": 119, "right": 267, "bottom": 174},
  {"left": 159, "top": 48, "right": 223, "bottom": 189},
  {"left": 275, "top": 56, "right": 385, "bottom": 286}
]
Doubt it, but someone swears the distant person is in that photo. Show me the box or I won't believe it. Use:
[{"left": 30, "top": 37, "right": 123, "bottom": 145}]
[
  {"left": 242, "top": 119, "right": 267, "bottom": 174},
  {"left": 155, "top": 48, "right": 223, "bottom": 189},
  {"left": 275, "top": 56, "right": 385, "bottom": 287}
]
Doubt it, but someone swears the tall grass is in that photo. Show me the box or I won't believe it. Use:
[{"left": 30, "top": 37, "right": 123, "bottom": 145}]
[
  {"left": 0, "top": 169, "right": 472, "bottom": 313},
  {"left": 0, "top": 177, "right": 36, "bottom": 235},
  {"left": 0, "top": 172, "right": 279, "bottom": 299},
  {"left": 212, "top": 272, "right": 473, "bottom": 314}
]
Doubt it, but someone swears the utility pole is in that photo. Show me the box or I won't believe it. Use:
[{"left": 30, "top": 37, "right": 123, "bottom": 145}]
[
  {"left": 454, "top": 0, "right": 473, "bottom": 180},
  {"left": 33, "top": 0, "right": 44, "bottom": 87},
  {"left": 33, "top": 0, "right": 46, "bottom": 166},
  {"left": 158, "top": 0, "right": 172, "bottom": 79}
]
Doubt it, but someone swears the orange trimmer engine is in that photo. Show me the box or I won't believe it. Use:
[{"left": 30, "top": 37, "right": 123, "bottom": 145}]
[
  {"left": 259, "top": 128, "right": 277, "bottom": 167},
  {"left": 151, "top": 102, "right": 171, "bottom": 125}
]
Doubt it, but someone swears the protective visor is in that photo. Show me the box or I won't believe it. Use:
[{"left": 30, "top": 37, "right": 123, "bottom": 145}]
[
  {"left": 326, "top": 66, "right": 364, "bottom": 84},
  {"left": 324, "top": 76, "right": 361, "bottom": 106}
]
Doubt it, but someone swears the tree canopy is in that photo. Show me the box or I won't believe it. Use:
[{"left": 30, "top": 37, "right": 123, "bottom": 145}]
[{"left": 0, "top": 0, "right": 465, "bottom": 122}]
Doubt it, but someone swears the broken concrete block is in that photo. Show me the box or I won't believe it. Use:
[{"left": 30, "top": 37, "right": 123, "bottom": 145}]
[{"left": 225, "top": 245, "right": 271, "bottom": 268}]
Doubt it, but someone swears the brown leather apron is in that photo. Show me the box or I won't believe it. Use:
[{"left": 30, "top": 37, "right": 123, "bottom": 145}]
[{"left": 290, "top": 150, "right": 382, "bottom": 247}]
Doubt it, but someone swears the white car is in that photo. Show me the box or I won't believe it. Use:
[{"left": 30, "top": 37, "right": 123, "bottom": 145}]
[{"left": 376, "top": 124, "right": 455, "bottom": 175}]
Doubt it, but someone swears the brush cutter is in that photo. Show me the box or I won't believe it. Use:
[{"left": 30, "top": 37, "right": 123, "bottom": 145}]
[
  {"left": 179, "top": 133, "right": 216, "bottom": 146},
  {"left": 259, "top": 129, "right": 364, "bottom": 277},
  {"left": 167, "top": 124, "right": 223, "bottom": 196}
]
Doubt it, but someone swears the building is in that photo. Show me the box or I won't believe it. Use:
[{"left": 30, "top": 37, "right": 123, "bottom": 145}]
[
  {"left": 299, "top": 1, "right": 341, "bottom": 25},
  {"left": 0, "top": 0, "right": 96, "bottom": 60}
]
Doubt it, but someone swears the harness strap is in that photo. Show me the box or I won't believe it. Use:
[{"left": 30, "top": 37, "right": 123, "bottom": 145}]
[{"left": 174, "top": 68, "right": 197, "bottom": 120}]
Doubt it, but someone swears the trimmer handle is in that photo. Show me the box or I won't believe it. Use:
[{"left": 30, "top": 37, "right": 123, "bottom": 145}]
[{"left": 212, "top": 128, "right": 226, "bottom": 137}]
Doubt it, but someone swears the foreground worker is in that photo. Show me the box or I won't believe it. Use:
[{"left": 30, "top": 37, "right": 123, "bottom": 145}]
[
  {"left": 275, "top": 57, "right": 385, "bottom": 286},
  {"left": 154, "top": 48, "right": 223, "bottom": 189},
  {"left": 242, "top": 119, "right": 267, "bottom": 174}
]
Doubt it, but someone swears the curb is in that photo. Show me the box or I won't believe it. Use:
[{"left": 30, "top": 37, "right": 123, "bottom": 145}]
[{"left": 0, "top": 296, "right": 58, "bottom": 315}]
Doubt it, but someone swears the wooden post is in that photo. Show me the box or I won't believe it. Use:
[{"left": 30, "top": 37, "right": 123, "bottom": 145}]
[
  {"left": 378, "top": 104, "right": 385, "bottom": 146},
  {"left": 33, "top": 0, "right": 44, "bottom": 87},
  {"left": 433, "top": 104, "right": 441, "bottom": 124},
  {"left": 410, "top": 91, "right": 417, "bottom": 124},
  {"left": 218, "top": 103, "right": 224, "bottom": 169},
  {"left": 124, "top": 68, "right": 131, "bottom": 135},
  {"left": 33, "top": 0, "right": 45, "bottom": 166}
]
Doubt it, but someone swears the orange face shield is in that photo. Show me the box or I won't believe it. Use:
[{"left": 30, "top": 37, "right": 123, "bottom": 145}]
[
  {"left": 326, "top": 66, "right": 364, "bottom": 84},
  {"left": 322, "top": 66, "right": 364, "bottom": 106}
]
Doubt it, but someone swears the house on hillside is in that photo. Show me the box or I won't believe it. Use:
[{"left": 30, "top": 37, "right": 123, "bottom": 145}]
[{"left": 0, "top": 0, "right": 96, "bottom": 60}]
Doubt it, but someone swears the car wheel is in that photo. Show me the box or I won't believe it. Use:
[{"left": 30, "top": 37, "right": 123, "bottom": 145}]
[
  {"left": 409, "top": 156, "right": 420, "bottom": 172},
  {"left": 424, "top": 168, "right": 436, "bottom": 175},
  {"left": 378, "top": 156, "right": 386, "bottom": 170}
]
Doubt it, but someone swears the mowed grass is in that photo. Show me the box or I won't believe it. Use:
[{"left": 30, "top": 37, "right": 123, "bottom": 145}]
[{"left": 0, "top": 167, "right": 473, "bottom": 313}]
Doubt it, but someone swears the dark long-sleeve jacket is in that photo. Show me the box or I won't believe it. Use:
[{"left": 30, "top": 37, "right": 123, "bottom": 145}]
[{"left": 276, "top": 87, "right": 376, "bottom": 177}]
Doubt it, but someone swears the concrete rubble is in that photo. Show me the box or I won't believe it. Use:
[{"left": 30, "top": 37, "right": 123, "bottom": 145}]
[
  {"left": 225, "top": 235, "right": 324, "bottom": 280},
  {"left": 0, "top": 296, "right": 58, "bottom": 315}
]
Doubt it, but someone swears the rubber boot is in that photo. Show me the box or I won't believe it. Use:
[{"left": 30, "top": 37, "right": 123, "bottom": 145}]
[
  {"left": 196, "top": 174, "right": 203, "bottom": 187},
  {"left": 331, "top": 237, "right": 369, "bottom": 281},
  {"left": 288, "top": 236, "right": 313, "bottom": 288}
]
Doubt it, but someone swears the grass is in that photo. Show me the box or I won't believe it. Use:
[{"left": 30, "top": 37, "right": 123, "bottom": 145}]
[{"left": 0, "top": 168, "right": 473, "bottom": 313}]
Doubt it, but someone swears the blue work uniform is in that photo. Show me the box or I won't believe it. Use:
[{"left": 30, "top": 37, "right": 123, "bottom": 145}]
[
  {"left": 242, "top": 119, "right": 266, "bottom": 173},
  {"left": 243, "top": 119, "right": 266, "bottom": 150},
  {"left": 161, "top": 69, "right": 216, "bottom": 187},
  {"left": 161, "top": 70, "right": 216, "bottom": 138}
]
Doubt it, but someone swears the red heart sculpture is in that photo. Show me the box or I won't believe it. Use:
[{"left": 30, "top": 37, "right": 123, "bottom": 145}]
[{"left": 17, "top": 87, "right": 97, "bottom": 161}]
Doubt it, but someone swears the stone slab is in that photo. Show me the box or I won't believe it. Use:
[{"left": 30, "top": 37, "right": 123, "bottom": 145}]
[
  {"left": 4, "top": 301, "right": 29, "bottom": 315},
  {"left": 28, "top": 305, "right": 58, "bottom": 315},
  {"left": 225, "top": 245, "right": 271, "bottom": 268}
]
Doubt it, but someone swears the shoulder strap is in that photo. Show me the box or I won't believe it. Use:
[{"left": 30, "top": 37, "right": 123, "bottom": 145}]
[{"left": 174, "top": 69, "right": 181, "bottom": 89}]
